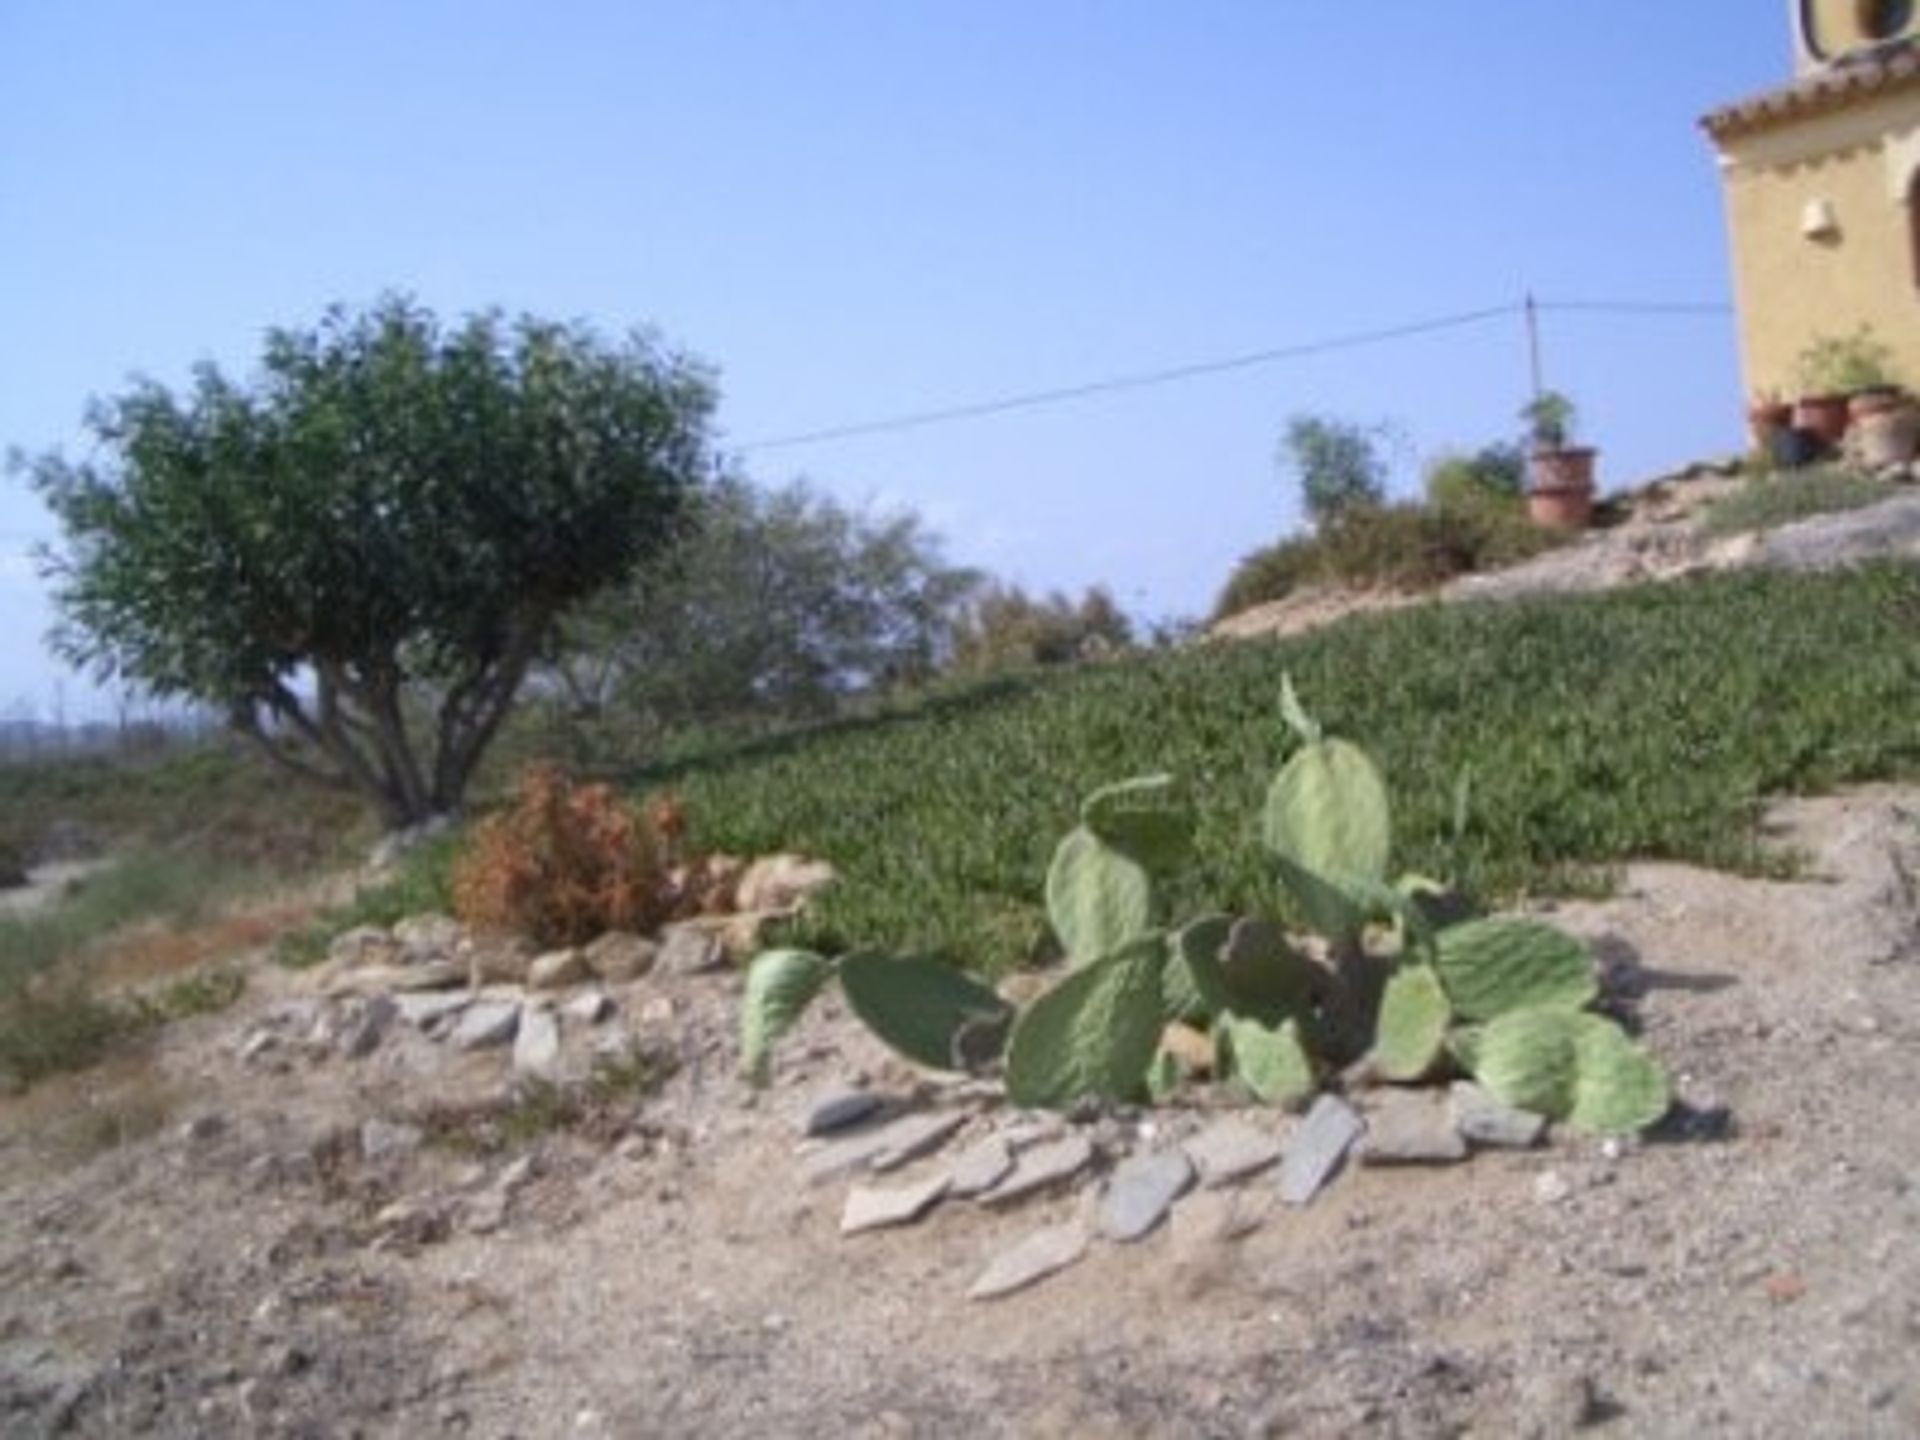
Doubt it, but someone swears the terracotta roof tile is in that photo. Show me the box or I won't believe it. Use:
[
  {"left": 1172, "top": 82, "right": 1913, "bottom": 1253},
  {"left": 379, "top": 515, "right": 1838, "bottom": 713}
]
[{"left": 1701, "top": 41, "right": 1920, "bottom": 141}]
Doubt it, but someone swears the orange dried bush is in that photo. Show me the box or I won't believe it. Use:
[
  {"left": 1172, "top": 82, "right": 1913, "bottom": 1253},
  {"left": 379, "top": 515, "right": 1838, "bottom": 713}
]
[{"left": 452, "top": 763, "right": 683, "bottom": 947}]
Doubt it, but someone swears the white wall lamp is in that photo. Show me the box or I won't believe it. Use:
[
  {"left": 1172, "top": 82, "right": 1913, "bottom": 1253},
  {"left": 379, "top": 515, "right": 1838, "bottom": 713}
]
[{"left": 1801, "top": 197, "right": 1842, "bottom": 241}]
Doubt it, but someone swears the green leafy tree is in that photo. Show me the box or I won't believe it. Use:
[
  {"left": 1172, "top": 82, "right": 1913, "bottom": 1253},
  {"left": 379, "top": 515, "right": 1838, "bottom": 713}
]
[
  {"left": 1282, "top": 414, "right": 1388, "bottom": 527},
  {"left": 948, "top": 583, "right": 1134, "bottom": 674},
  {"left": 548, "top": 475, "right": 981, "bottom": 748},
  {"left": 16, "top": 298, "right": 716, "bottom": 830}
]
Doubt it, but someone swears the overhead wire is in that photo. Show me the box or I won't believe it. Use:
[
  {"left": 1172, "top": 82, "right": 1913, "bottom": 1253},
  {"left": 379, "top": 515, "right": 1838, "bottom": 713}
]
[{"left": 735, "top": 295, "right": 1731, "bottom": 454}]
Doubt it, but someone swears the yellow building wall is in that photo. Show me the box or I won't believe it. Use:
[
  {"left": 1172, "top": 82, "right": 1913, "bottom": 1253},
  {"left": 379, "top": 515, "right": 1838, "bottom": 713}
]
[{"left": 1717, "top": 87, "right": 1920, "bottom": 396}]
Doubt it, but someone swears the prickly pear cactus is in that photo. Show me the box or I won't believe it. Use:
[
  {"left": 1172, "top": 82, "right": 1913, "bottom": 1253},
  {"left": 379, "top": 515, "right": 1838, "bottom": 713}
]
[
  {"left": 1371, "top": 964, "right": 1451, "bottom": 1081},
  {"left": 1163, "top": 913, "right": 1235, "bottom": 1023},
  {"left": 1005, "top": 932, "right": 1169, "bottom": 1108},
  {"left": 1469, "top": 1005, "right": 1670, "bottom": 1135},
  {"left": 1432, "top": 918, "right": 1597, "bottom": 1021},
  {"left": 1216, "top": 1012, "right": 1315, "bottom": 1108},
  {"left": 740, "top": 948, "right": 834, "bottom": 1086},
  {"left": 1262, "top": 723, "right": 1391, "bottom": 942},
  {"left": 1080, "top": 773, "right": 1193, "bottom": 873},
  {"left": 838, "top": 951, "right": 1012, "bottom": 1073},
  {"left": 1217, "top": 916, "right": 1323, "bottom": 1028},
  {"left": 1045, "top": 825, "right": 1153, "bottom": 965}
]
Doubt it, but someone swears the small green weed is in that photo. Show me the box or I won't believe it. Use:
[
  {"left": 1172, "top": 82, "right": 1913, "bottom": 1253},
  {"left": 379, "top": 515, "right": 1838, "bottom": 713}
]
[{"left": 1699, "top": 466, "right": 1893, "bottom": 538}]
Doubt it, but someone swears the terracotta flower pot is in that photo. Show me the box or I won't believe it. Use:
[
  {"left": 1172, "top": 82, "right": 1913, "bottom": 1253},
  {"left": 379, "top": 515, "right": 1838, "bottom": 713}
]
[
  {"left": 1528, "top": 447, "right": 1597, "bottom": 530},
  {"left": 1850, "top": 399, "right": 1920, "bottom": 469},
  {"left": 1794, "top": 394, "right": 1851, "bottom": 447}
]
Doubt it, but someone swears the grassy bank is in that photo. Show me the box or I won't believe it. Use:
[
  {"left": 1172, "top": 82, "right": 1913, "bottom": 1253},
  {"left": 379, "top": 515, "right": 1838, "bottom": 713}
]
[{"left": 635, "top": 562, "right": 1920, "bottom": 975}]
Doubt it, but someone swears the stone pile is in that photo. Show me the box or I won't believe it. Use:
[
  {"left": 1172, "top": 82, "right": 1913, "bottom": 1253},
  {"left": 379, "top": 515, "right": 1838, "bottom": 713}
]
[{"left": 800, "top": 1076, "right": 1553, "bottom": 1302}]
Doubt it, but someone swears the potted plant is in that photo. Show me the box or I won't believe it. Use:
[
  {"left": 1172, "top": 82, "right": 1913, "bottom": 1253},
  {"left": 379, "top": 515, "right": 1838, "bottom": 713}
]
[
  {"left": 1522, "top": 390, "right": 1596, "bottom": 529},
  {"left": 1746, "top": 389, "right": 1794, "bottom": 455},
  {"left": 1794, "top": 327, "right": 1900, "bottom": 448}
]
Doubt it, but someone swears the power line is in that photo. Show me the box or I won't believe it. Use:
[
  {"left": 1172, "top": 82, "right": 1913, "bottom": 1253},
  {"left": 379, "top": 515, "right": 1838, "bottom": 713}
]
[
  {"left": 736, "top": 295, "right": 1731, "bottom": 453},
  {"left": 737, "top": 302, "right": 1521, "bottom": 453}
]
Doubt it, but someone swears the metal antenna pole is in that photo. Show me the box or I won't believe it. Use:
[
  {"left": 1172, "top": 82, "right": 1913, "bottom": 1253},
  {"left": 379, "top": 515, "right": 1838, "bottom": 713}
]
[{"left": 1524, "top": 291, "right": 1544, "bottom": 402}]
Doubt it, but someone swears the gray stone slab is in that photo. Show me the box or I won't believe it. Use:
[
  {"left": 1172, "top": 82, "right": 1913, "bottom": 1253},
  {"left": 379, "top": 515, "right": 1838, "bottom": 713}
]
[
  {"left": 802, "top": 1086, "right": 886, "bottom": 1138},
  {"left": 944, "top": 1136, "right": 1015, "bottom": 1199},
  {"left": 803, "top": 1110, "right": 966, "bottom": 1185},
  {"left": 979, "top": 1134, "right": 1094, "bottom": 1207},
  {"left": 1359, "top": 1090, "right": 1470, "bottom": 1166},
  {"left": 1099, "top": 1149, "right": 1196, "bottom": 1242},
  {"left": 562, "top": 990, "right": 615, "bottom": 1026},
  {"left": 1276, "top": 1094, "right": 1363, "bottom": 1205},
  {"left": 512, "top": 1006, "right": 560, "bottom": 1078},
  {"left": 394, "top": 991, "right": 473, "bottom": 1030},
  {"left": 967, "top": 1221, "right": 1089, "bottom": 1301},
  {"left": 840, "top": 1174, "right": 952, "bottom": 1235},
  {"left": 451, "top": 999, "right": 521, "bottom": 1051},
  {"left": 1182, "top": 1118, "right": 1284, "bottom": 1187},
  {"left": 1449, "top": 1080, "right": 1548, "bottom": 1150}
]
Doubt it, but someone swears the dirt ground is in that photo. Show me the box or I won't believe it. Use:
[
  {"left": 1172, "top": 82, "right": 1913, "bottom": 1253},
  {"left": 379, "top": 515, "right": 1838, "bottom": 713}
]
[{"left": 2, "top": 785, "right": 1918, "bottom": 1439}]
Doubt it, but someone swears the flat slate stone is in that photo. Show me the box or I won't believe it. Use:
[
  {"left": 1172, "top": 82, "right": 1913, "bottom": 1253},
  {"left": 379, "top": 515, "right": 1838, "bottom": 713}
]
[
  {"left": 1099, "top": 1149, "right": 1196, "bottom": 1242},
  {"left": 967, "top": 1221, "right": 1089, "bottom": 1301},
  {"left": 803, "top": 1110, "right": 966, "bottom": 1185},
  {"left": 944, "top": 1136, "right": 1015, "bottom": 1199},
  {"left": 562, "top": 990, "right": 615, "bottom": 1026},
  {"left": 512, "top": 1006, "right": 560, "bottom": 1078},
  {"left": 1182, "top": 1118, "right": 1283, "bottom": 1187},
  {"left": 1359, "top": 1091, "right": 1469, "bottom": 1166},
  {"left": 394, "top": 991, "right": 473, "bottom": 1030},
  {"left": 802, "top": 1086, "right": 886, "bottom": 1138},
  {"left": 1276, "top": 1094, "right": 1363, "bottom": 1205},
  {"left": 840, "top": 1174, "right": 952, "bottom": 1235},
  {"left": 979, "top": 1134, "right": 1094, "bottom": 1207},
  {"left": 1449, "top": 1081, "right": 1548, "bottom": 1150},
  {"left": 451, "top": 1000, "right": 521, "bottom": 1052}
]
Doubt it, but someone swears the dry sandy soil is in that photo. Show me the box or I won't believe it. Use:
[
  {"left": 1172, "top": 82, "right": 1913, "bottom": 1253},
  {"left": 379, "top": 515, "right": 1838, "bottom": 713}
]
[{"left": 2, "top": 782, "right": 1917, "bottom": 1439}]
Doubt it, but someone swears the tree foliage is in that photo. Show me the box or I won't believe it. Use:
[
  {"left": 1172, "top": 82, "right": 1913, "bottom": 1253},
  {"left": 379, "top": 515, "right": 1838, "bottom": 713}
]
[
  {"left": 948, "top": 583, "right": 1134, "bottom": 674},
  {"left": 548, "top": 475, "right": 980, "bottom": 749},
  {"left": 17, "top": 298, "right": 715, "bottom": 829},
  {"left": 1282, "top": 414, "right": 1389, "bottom": 527}
]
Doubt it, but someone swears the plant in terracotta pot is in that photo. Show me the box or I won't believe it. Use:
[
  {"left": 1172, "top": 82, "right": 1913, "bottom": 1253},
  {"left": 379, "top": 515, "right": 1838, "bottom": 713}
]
[
  {"left": 1794, "top": 327, "right": 1900, "bottom": 448},
  {"left": 1522, "top": 390, "right": 1596, "bottom": 530},
  {"left": 1746, "top": 389, "right": 1794, "bottom": 454}
]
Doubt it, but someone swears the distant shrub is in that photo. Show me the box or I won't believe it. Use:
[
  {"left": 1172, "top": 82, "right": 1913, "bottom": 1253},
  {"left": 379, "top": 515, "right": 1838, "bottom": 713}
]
[
  {"left": 1212, "top": 536, "right": 1325, "bottom": 619},
  {"left": 1425, "top": 444, "right": 1526, "bottom": 513},
  {"left": 452, "top": 763, "right": 679, "bottom": 947},
  {"left": 949, "top": 584, "right": 1133, "bottom": 674},
  {"left": 1699, "top": 466, "right": 1891, "bottom": 538},
  {"left": 1283, "top": 414, "right": 1389, "bottom": 527}
]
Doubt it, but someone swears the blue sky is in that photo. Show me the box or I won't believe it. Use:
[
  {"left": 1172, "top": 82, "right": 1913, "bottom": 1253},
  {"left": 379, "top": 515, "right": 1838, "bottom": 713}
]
[{"left": 1, "top": 3, "right": 1786, "bottom": 718}]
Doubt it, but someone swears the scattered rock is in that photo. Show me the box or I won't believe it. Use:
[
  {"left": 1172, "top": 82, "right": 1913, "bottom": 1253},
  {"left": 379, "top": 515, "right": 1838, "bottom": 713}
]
[
  {"left": 359, "top": 1118, "right": 423, "bottom": 1163},
  {"left": 463, "top": 936, "right": 536, "bottom": 987},
  {"left": 636, "top": 995, "right": 677, "bottom": 1027},
  {"left": 980, "top": 1134, "right": 1095, "bottom": 1207},
  {"left": 582, "top": 931, "right": 658, "bottom": 983},
  {"left": 1099, "top": 1149, "right": 1195, "bottom": 1242},
  {"left": 840, "top": 1174, "right": 952, "bottom": 1235},
  {"left": 1169, "top": 1187, "right": 1264, "bottom": 1251},
  {"left": 337, "top": 994, "right": 399, "bottom": 1059},
  {"left": 1449, "top": 1081, "right": 1548, "bottom": 1150},
  {"left": 326, "top": 925, "right": 401, "bottom": 969},
  {"left": 1182, "top": 1118, "right": 1284, "bottom": 1187},
  {"left": 657, "top": 924, "right": 728, "bottom": 977},
  {"left": 944, "top": 1136, "right": 1016, "bottom": 1199},
  {"left": 804, "top": 1110, "right": 968, "bottom": 1184},
  {"left": 451, "top": 1000, "right": 521, "bottom": 1051},
  {"left": 563, "top": 990, "right": 615, "bottom": 1025},
  {"left": 1276, "top": 1094, "right": 1363, "bottom": 1205},
  {"left": 513, "top": 1007, "right": 561, "bottom": 1079},
  {"left": 179, "top": 1112, "right": 227, "bottom": 1144},
  {"left": 967, "top": 1220, "right": 1089, "bottom": 1301},
  {"left": 237, "top": 1029, "right": 278, "bottom": 1062},
  {"left": 392, "top": 913, "right": 462, "bottom": 959},
  {"left": 1358, "top": 1090, "right": 1470, "bottom": 1166},
  {"left": 802, "top": 1086, "right": 886, "bottom": 1137},
  {"left": 734, "top": 853, "right": 838, "bottom": 913},
  {"left": 394, "top": 991, "right": 473, "bottom": 1030},
  {"left": 527, "top": 947, "right": 591, "bottom": 990}
]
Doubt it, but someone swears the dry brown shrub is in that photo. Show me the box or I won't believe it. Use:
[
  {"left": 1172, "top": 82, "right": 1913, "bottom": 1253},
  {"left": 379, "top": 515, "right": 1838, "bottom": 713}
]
[{"left": 452, "top": 763, "right": 682, "bottom": 947}]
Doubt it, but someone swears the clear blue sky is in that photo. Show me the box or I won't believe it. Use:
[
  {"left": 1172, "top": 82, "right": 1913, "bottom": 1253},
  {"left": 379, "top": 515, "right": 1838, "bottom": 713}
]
[{"left": 1, "top": 2, "right": 1786, "bottom": 719}]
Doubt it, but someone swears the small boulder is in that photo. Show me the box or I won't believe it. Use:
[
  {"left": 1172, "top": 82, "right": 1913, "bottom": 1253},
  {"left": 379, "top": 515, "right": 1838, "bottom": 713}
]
[
  {"left": 1181, "top": 1118, "right": 1283, "bottom": 1188},
  {"left": 326, "top": 926, "right": 401, "bottom": 970},
  {"left": 1099, "top": 1149, "right": 1195, "bottom": 1242},
  {"left": 392, "top": 913, "right": 463, "bottom": 961},
  {"left": 513, "top": 1007, "right": 561, "bottom": 1079},
  {"left": 1358, "top": 1090, "right": 1469, "bottom": 1166},
  {"left": 735, "top": 854, "right": 838, "bottom": 913},
  {"left": 1276, "top": 1094, "right": 1363, "bottom": 1205},
  {"left": 451, "top": 1000, "right": 521, "bottom": 1051},
  {"left": 1449, "top": 1081, "right": 1548, "bottom": 1150},
  {"left": 582, "top": 931, "right": 658, "bottom": 983},
  {"left": 337, "top": 994, "right": 399, "bottom": 1059},
  {"left": 979, "top": 1134, "right": 1094, "bottom": 1207},
  {"left": 527, "top": 947, "right": 590, "bottom": 991},
  {"left": 657, "top": 924, "right": 728, "bottom": 977},
  {"left": 563, "top": 990, "right": 615, "bottom": 1026},
  {"left": 462, "top": 935, "right": 536, "bottom": 987}
]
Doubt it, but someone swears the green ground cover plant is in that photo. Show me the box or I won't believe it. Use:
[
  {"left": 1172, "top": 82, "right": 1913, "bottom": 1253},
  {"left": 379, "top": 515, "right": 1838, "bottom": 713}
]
[
  {"left": 639, "top": 563, "right": 1920, "bottom": 976},
  {"left": 1699, "top": 466, "right": 1894, "bottom": 538}
]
